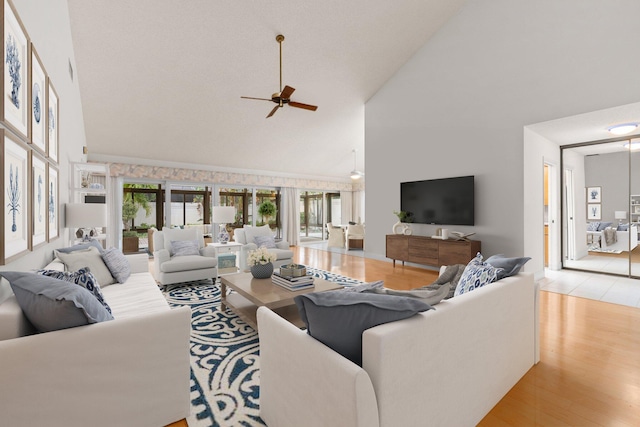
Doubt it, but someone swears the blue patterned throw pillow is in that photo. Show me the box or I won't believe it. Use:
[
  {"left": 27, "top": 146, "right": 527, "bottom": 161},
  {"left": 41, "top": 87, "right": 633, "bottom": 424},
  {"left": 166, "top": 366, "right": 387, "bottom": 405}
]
[
  {"left": 586, "top": 222, "right": 600, "bottom": 231},
  {"left": 37, "top": 268, "right": 112, "bottom": 315},
  {"left": 454, "top": 253, "right": 501, "bottom": 297}
]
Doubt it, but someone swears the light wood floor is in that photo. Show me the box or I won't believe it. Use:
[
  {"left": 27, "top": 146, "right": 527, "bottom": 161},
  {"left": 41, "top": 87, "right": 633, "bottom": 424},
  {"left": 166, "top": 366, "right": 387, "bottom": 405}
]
[{"left": 167, "top": 246, "right": 640, "bottom": 427}]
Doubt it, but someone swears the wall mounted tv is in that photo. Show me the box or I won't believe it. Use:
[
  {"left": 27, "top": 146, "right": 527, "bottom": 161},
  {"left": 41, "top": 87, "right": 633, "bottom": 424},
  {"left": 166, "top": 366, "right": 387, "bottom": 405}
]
[{"left": 400, "top": 176, "right": 475, "bottom": 225}]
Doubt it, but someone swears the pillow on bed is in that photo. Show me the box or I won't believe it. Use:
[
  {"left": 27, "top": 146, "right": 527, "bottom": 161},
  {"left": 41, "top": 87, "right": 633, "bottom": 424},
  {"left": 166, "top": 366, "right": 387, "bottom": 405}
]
[
  {"left": 587, "top": 222, "right": 601, "bottom": 231},
  {"left": 597, "top": 222, "right": 612, "bottom": 231},
  {"left": 618, "top": 223, "right": 629, "bottom": 231}
]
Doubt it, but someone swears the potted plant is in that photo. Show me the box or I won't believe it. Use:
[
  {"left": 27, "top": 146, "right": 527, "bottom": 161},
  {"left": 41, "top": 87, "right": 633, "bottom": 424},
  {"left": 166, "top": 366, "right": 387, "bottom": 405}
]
[
  {"left": 393, "top": 211, "right": 414, "bottom": 235},
  {"left": 122, "top": 198, "right": 140, "bottom": 253},
  {"left": 258, "top": 200, "right": 277, "bottom": 228},
  {"left": 247, "top": 247, "right": 277, "bottom": 279}
]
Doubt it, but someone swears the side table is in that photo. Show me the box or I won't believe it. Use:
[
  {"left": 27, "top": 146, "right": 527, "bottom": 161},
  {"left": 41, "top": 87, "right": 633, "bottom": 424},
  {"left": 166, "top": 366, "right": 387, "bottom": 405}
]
[{"left": 207, "top": 241, "right": 243, "bottom": 275}]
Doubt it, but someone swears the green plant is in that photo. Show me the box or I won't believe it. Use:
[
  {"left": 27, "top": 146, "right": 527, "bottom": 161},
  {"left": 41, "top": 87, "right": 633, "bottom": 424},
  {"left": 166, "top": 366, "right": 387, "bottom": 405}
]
[
  {"left": 123, "top": 230, "right": 138, "bottom": 238},
  {"left": 122, "top": 198, "right": 138, "bottom": 231},
  {"left": 258, "top": 200, "right": 277, "bottom": 221},
  {"left": 394, "top": 210, "right": 414, "bottom": 223}
]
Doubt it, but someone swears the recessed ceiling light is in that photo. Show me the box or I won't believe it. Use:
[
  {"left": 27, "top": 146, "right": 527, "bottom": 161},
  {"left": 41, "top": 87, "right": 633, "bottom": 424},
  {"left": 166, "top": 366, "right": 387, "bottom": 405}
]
[
  {"left": 622, "top": 141, "right": 640, "bottom": 150},
  {"left": 607, "top": 123, "right": 638, "bottom": 135}
]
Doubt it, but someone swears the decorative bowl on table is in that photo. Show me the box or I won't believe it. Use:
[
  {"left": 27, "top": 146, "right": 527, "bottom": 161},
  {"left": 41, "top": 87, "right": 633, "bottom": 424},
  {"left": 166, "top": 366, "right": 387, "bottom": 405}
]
[{"left": 279, "top": 263, "right": 306, "bottom": 277}]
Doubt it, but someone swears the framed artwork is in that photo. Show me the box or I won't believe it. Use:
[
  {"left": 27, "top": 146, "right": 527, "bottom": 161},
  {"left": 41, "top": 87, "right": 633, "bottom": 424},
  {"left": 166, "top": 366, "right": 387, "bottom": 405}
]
[
  {"left": 30, "top": 44, "right": 46, "bottom": 154},
  {"left": 31, "top": 151, "right": 46, "bottom": 248},
  {"left": 46, "top": 163, "right": 58, "bottom": 241},
  {"left": 1, "top": 131, "right": 30, "bottom": 264},
  {"left": 46, "top": 79, "right": 58, "bottom": 163},
  {"left": 587, "top": 204, "right": 601, "bottom": 221},
  {"left": 1, "top": 0, "right": 30, "bottom": 139},
  {"left": 587, "top": 186, "right": 601, "bottom": 203}
]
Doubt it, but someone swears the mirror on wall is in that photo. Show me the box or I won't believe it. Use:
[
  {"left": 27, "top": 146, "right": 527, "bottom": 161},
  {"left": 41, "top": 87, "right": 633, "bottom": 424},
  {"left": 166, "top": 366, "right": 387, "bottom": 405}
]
[{"left": 562, "top": 138, "right": 640, "bottom": 277}]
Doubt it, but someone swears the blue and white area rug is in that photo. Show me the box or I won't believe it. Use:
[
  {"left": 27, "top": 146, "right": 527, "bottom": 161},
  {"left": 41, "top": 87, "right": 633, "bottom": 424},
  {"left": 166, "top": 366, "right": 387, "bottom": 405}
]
[{"left": 162, "top": 267, "right": 362, "bottom": 427}]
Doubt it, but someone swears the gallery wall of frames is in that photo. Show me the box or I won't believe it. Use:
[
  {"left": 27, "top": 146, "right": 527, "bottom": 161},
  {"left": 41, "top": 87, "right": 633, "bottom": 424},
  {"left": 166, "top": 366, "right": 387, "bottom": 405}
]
[{"left": 1, "top": 0, "right": 59, "bottom": 265}]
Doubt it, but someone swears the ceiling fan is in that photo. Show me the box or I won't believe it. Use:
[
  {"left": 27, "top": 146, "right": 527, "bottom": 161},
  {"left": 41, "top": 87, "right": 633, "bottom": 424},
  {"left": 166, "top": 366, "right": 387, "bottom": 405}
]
[{"left": 241, "top": 34, "right": 318, "bottom": 118}]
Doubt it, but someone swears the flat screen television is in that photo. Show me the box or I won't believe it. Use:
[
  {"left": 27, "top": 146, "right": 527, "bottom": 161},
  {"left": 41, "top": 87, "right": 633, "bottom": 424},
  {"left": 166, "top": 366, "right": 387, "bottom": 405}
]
[{"left": 400, "top": 176, "right": 474, "bottom": 225}]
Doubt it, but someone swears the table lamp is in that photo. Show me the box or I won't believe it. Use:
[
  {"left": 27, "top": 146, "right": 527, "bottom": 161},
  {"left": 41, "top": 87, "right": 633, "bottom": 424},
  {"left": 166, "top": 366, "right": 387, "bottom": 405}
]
[
  {"left": 65, "top": 203, "right": 107, "bottom": 241},
  {"left": 212, "top": 206, "right": 236, "bottom": 243},
  {"left": 615, "top": 211, "right": 627, "bottom": 225}
]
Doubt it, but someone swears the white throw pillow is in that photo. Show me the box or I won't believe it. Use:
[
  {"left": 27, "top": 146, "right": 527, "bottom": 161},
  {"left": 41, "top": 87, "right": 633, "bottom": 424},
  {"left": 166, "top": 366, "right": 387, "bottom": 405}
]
[{"left": 55, "top": 246, "right": 116, "bottom": 287}]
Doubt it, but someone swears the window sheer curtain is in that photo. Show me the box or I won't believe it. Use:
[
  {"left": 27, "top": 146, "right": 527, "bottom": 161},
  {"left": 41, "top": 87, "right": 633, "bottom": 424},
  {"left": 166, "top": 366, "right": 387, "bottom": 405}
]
[
  {"left": 353, "top": 190, "right": 364, "bottom": 224},
  {"left": 281, "top": 187, "right": 300, "bottom": 246},
  {"left": 340, "top": 191, "right": 353, "bottom": 224}
]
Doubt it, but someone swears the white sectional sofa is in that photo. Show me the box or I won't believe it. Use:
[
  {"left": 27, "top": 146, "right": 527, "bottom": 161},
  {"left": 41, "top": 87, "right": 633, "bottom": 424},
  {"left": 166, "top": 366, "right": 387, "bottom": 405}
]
[
  {"left": 0, "top": 253, "right": 192, "bottom": 427},
  {"left": 258, "top": 271, "right": 539, "bottom": 427}
]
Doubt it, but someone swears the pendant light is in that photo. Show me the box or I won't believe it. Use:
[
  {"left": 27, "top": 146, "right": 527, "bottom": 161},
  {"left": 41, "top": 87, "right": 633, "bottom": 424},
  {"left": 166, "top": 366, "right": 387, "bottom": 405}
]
[{"left": 350, "top": 149, "right": 364, "bottom": 180}]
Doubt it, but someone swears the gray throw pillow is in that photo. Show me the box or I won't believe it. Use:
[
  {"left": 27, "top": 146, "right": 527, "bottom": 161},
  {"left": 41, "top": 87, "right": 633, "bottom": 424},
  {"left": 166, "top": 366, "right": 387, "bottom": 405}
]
[
  {"left": 597, "top": 222, "right": 613, "bottom": 231},
  {"left": 254, "top": 235, "right": 277, "bottom": 249},
  {"left": 170, "top": 240, "right": 200, "bottom": 257},
  {"left": 37, "top": 268, "right": 112, "bottom": 315},
  {"left": 618, "top": 223, "right": 630, "bottom": 231},
  {"left": 0, "top": 271, "right": 113, "bottom": 333},
  {"left": 55, "top": 246, "right": 115, "bottom": 286},
  {"left": 295, "top": 291, "right": 433, "bottom": 366},
  {"left": 101, "top": 248, "right": 131, "bottom": 283},
  {"left": 55, "top": 239, "right": 104, "bottom": 254},
  {"left": 485, "top": 254, "right": 531, "bottom": 280}
]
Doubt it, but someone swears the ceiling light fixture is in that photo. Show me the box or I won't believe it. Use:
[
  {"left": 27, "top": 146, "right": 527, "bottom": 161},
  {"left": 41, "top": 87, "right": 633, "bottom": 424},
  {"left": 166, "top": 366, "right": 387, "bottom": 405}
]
[
  {"left": 607, "top": 123, "right": 638, "bottom": 135},
  {"left": 350, "top": 149, "right": 364, "bottom": 180},
  {"left": 623, "top": 141, "right": 640, "bottom": 150}
]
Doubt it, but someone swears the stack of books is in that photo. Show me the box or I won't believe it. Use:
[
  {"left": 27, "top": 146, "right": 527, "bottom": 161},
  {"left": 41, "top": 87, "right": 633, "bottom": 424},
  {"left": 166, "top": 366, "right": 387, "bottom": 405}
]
[{"left": 272, "top": 271, "right": 315, "bottom": 291}]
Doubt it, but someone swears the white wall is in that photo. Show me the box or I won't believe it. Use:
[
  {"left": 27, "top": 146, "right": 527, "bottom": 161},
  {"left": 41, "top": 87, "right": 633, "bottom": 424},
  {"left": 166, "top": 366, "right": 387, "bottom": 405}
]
[
  {"left": 365, "top": 0, "right": 640, "bottom": 262},
  {"left": 1, "top": 0, "right": 87, "bottom": 271},
  {"left": 523, "top": 128, "right": 561, "bottom": 279}
]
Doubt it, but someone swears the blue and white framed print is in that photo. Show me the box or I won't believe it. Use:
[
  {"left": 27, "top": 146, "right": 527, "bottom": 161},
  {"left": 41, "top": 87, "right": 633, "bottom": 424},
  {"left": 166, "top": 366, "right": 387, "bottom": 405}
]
[
  {"left": 46, "top": 79, "right": 58, "bottom": 163},
  {"left": 46, "top": 162, "right": 58, "bottom": 241},
  {"left": 31, "top": 152, "right": 46, "bottom": 248},
  {"left": 2, "top": 0, "right": 29, "bottom": 139},
  {"left": 1, "top": 131, "right": 30, "bottom": 264},
  {"left": 30, "top": 45, "right": 46, "bottom": 154},
  {"left": 587, "top": 204, "right": 601, "bottom": 221},
  {"left": 587, "top": 186, "right": 601, "bottom": 203}
]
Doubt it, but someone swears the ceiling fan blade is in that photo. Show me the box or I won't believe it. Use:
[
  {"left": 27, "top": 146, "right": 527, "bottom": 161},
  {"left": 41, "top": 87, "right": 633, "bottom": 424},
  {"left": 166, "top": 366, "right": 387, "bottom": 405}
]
[
  {"left": 289, "top": 101, "right": 318, "bottom": 111},
  {"left": 241, "top": 96, "right": 274, "bottom": 102},
  {"left": 280, "top": 85, "right": 295, "bottom": 99},
  {"left": 266, "top": 105, "right": 280, "bottom": 118}
]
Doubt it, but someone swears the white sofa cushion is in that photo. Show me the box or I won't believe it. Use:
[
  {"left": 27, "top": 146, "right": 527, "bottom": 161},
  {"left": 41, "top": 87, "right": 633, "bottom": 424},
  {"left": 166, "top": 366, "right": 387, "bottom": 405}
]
[
  {"left": 159, "top": 255, "right": 217, "bottom": 273},
  {"left": 0, "top": 295, "right": 35, "bottom": 340},
  {"left": 100, "top": 272, "right": 170, "bottom": 319}
]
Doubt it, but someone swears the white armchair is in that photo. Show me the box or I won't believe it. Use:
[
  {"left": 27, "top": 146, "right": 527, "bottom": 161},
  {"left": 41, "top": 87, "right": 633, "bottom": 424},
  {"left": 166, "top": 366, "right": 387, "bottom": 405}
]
[
  {"left": 233, "top": 225, "right": 294, "bottom": 271},
  {"left": 346, "top": 223, "right": 365, "bottom": 250},
  {"left": 326, "top": 223, "right": 345, "bottom": 249},
  {"left": 152, "top": 227, "right": 218, "bottom": 286}
]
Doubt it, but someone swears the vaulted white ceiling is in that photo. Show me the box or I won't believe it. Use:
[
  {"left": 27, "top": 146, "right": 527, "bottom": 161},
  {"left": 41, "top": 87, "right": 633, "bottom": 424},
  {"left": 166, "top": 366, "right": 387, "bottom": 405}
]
[{"left": 67, "top": 0, "right": 466, "bottom": 182}]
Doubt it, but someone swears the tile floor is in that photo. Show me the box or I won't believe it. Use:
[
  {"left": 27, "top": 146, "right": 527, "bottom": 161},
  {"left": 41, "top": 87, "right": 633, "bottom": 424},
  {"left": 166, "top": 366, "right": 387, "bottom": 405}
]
[{"left": 541, "top": 268, "right": 640, "bottom": 308}]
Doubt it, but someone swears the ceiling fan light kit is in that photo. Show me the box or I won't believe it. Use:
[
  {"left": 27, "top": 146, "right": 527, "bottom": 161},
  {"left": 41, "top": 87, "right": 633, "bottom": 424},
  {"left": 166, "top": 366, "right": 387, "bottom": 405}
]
[{"left": 241, "top": 35, "right": 318, "bottom": 118}]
